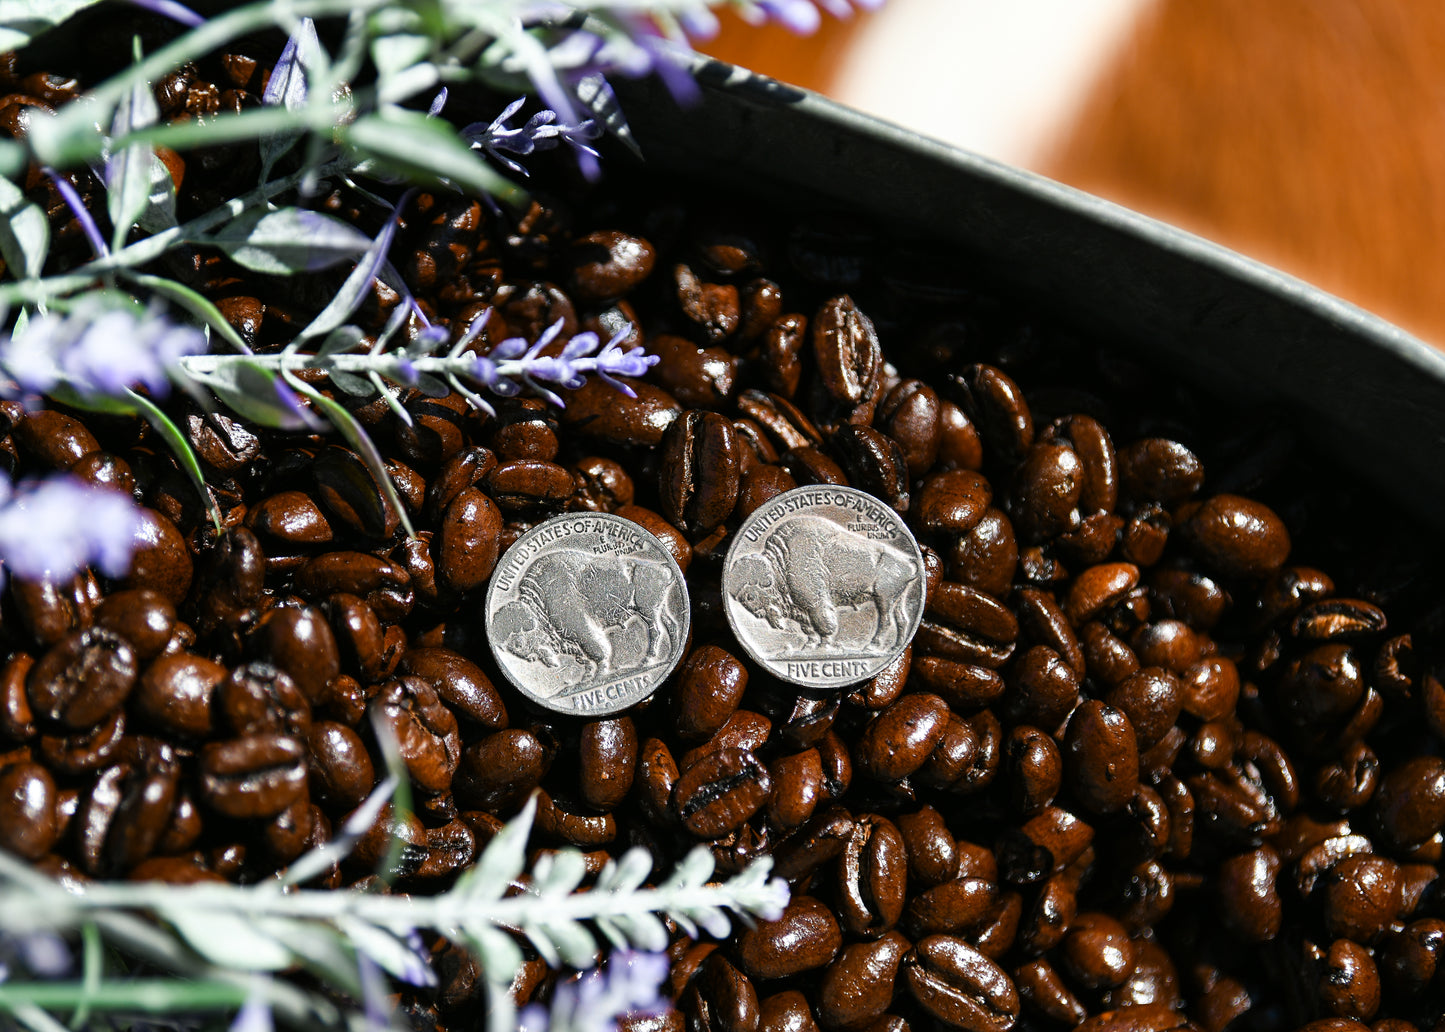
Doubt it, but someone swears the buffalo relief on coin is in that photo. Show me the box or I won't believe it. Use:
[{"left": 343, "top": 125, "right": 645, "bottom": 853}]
[
  {"left": 723, "top": 485, "right": 926, "bottom": 688},
  {"left": 486, "top": 513, "right": 690, "bottom": 716}
]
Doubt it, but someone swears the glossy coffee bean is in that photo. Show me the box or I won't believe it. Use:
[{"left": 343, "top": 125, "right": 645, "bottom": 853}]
[
  {"left": 816, "top": 931, "right": 910, "bottom": 1032},
  {"left": 0, "top": 761, "right": 59, "bottom": 860},
  {"left": 133, "top": 652, "right": 226, "bottom": 738},
  {"left": 250, "top": 606, "right": 340, "bottom": 702},
  {"left": 1063, "top": 701, "right": 1139, "bottom": 816},
  {"left": 93, "top": 589, "right": 176, "bottom": 663},
  {"left": 198, "top": 734, "right": 308, "bottom": 818},
  {"left": 1323, "top": 854, "right": 1402, "bottom": 944},
  {"left": 897, "top": 806, "right": 958, "bottom": 888},
  {"left": 673, "top": 748, "right": 772, "bottom": 839},
  {"left": 27, "top": 628, "right": 138, "bottom": 729},
  {"left": 399, "top": 647, "right": 508, "bottom": 729},
  {"left": 1216, "top": 846, "right": 1283, "bottom": 942},
  {"left": 579, "top": 716, "right": 637, "bottom": 812},
  {"left": 856, "top": 694, "right": 950, "bottom": 781},
  {"left": 307, "top": 721, "right": 375, "bottom": 809},
  {"left": 369, "top": 676, "right": 461, "bottom": 795},
  {"left": 902, "top": 934, "right": 1019, "bottom": 1032},
  {"left": 1181, "top": 494, "right": 1290, "bottom": 579},
  {"left": 838, "top": 814, "right": 909, "bottom": 936},
  {"left": 734, "top": 896, "right": 842, "bottom": 980}
]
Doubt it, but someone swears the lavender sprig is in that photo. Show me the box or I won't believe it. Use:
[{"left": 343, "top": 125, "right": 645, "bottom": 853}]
[{"left": 0, "top": 472, "right": 145, "bottom": 585}]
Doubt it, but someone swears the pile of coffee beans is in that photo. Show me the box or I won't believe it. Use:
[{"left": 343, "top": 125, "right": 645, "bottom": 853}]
[{"left": 3, "top": 34, "right": 1445, "bottom": 1032}]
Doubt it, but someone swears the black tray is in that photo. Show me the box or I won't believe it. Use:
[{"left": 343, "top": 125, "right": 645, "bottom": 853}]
[{"left": 616, "top": 58, "right": 1445, "bottom": 534}]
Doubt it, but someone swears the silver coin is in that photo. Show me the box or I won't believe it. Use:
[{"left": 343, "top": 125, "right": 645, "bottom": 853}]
[
  {"left": 485, "top": 512, "right": 690, "bottom": 716},
  {"left": 723, "top": 485, "right": 926, "bottom": 688}
]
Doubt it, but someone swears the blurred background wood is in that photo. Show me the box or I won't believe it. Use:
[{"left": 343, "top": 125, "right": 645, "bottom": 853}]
[{"left": 701, "top": 0, "right": 1445, "bottom": 345}]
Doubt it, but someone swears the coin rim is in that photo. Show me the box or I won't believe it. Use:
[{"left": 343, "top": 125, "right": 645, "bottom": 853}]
[
  {"left": 484, "top": 511, "right": 692, "bottom": 716},
  {"left": 721, "top": 484, "right": 926, "bottom": 688}
]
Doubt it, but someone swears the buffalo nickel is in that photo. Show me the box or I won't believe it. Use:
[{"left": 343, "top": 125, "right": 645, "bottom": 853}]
[
  {"left": 486, "top": 513, "right": 690, "bottom": 716},
  {"left": 723, "top": 485, "right": 926, "bottom": 688}
]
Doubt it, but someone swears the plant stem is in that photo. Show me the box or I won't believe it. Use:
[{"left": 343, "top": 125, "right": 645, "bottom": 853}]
[{"left": 0, "top": 979, "right": 249, "bottom": 1013}]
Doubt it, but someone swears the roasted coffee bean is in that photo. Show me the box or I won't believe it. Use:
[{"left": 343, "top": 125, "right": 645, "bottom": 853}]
[
  {"left": 1015, "top": 958, "right": 1087, "bottom": 1026},
  {"left": 816, "top": 931, "right": 910, "bottom": 1032},
  {"left": 904, "top": 875, "right": 996, "bottom": 939},
  {"left": 838, "top": 814, "right": 908, "bottom": 936},
  {"left": 248, "top": 491, "right": 333, "bottom": 547},
  {"left": 399, "top": 647, "right": 508, "bottom": 729},
  {"left": 370, "top": 676, "right": 461, "bottom": 795},
  {"left": 813, "top": 295, "right": 882, "bottom": 410},
  {"left": 758, "top": 991, "right": 819, "bottom": 1032},
  {"left": 0, "top": 761, "right": 59, "bottom": 860},
  {"left": 735, "top": 896, "right": 841, "bottom": 980},
  {"left": 1074, "top": 1003, "right": 1194, "bottom": 1032},
  {"left": 198, "top": 734, "right": 308, "bottom": 818},
  {"left": 580, "top": 716, "right": 637, "bottom": 812},
  {"left": 1010, "top": 441, "right": 1082, "bottom": 543},
  {"left": 879, "top": 380, "right": 943, "bottom": 478},
  {"left": 953, "top": 364, "right": 1033, "bottom": 471},
  {"left": 1318, "top": 939, "right": 1380, "bottom": 1021},
  {"left": 1180, "top": 656, "right": 1240, "bottom": 722},
  {"left": 28, "top": 628, "right": 138, "bottom": 729},
  {"left": 856, "top": 694, "right": 950, "bottom": 781},
  {"left": 216, "top": 662, "right": 311, "bottom": 738},
  {"left": 10, "top": 576, "right": 85, "bottom": 649},
  {"left": 455, "top": 729, "right": 550, "bottom": 812},
  {"left": 673, "top": 748, "right": 772, "bottom": 839},
  {"left": 93, "top": 589, "right": 176, "bottom": 663},
  {"left": 1315, "top": 741, "right": 1380, "bottom": 812},
  {"left": 1064, "top": 700, "right": 1139, "bottom": 816},
  {"left": 1216, "top": 846, "right": 1283, "bottom": 942},
  {"left": 916, "top": 470, "right": 991, "bottom": 536},
  {"left": 1066, "top": 563, "right": 1141, "bottom": 625},
  {"left": 1117, "top": 438, "right": 1204, "bottom": 506},
  {"left": 1004, "top": 646, "right": 1080, "bottom": 731},
  {"left": 897, "top": 806, "right": 958, "bottom": 888},
  {"left": 36, "top": 709, "right": 125, "bottom": 775},
  {"left": 1323, "top": 854, "right": 1402, "bottom": 944},
  {"left": 570, "top": 230, "right": 655, "bottom": 302},
  {"left": 648, "top": 334, "right": 740, "bottom": 409},
  {"left": 307, "top": 721, "right": 375, "bottom": 809},
  {"left": 690, "top": 952, "right": 761, "bottom": 1032},
  {"left": 902, "top": 934, "right": 1019, "bottom": 1032},
  {"left": 1006, "top": 726, "right": 1062, "bottom": 816},
  {"left": 835, "top": 426, "right": 910, "bottom": 511},
  {"left": 1372, "top": 756, "right": 1445, "bottom": 848},
  {"left": 1105, "top": 668, "right": 1183, "bottom": 751},
  {"left": 998, "top": 807, "right": 1094, "bottom": 884},
  {"left": 435, "top": 487, "right": 503, "bottom": 593},
  {"left": 909, "top": 656, "right": 1003, "bottom": 712},
  {"left": 1017, "top": 873, "right": 1078, "bottom": 955},
  {"left": 660, "top": 411, "right": 740, "bottom": 535},
  {"left": 947, "top": 508, "right": 1017, "bottom": 599},
  {"left": 675, "top": 264, "right": 739, "bottom": 343},
  {"left": 250, "top": 606, "right": 340, "bottom": 702},
  {"left": 133, "top": 652, "right": 226, "bottom": 739},
  {"left": 1058, "top": 911, "right": 1136, "bottom": 991},
  {"left": 767, "top": 748, "right": 824, "bottom": 833},
  {"left": 1180, "top": 494, "right": 1290, "bottom": 579}
]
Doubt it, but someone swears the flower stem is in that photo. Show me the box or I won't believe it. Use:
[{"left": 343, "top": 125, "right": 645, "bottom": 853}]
[{"left": 0, "top": 979, "right": 249, "bottom": 1013}]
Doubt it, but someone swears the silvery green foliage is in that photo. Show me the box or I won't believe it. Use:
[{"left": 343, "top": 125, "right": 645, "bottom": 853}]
[{"left": 0, "top": 783, "right": 789, "bottom": 1032}]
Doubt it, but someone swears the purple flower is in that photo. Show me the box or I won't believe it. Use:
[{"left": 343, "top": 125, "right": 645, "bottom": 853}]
[
  {"left": 42, "top": 167, "right": 107, "bottom": 260},
  {"left": 0, "top": 473, "right": 145, "bottom": 583},
  {"left": 463, "top": 100, "right": 600, "bottom": 178},
  {"left": 262, "top": 18, "right": 320, "bottom": 110},
  {"left": 753, "top": 0, "right": 821, "bottom": 34},
  {"left": 0, "top": 299, "right": 206, "bottom": 404},
  {"left": 520, "top": 951, "right": 670, "bottom": 1032}
]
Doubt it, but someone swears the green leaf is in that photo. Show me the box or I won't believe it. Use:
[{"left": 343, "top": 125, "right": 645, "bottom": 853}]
[
  {"left": 120, "top": 271, "right": 249, "bottom": 353},
  {"left": 0, "top": 174, "right": 49, "bottom": 280},
  {"left": 165, "top": 909, "right": 293, "bottom": 971},
  {"left": 335, "top": 918, "right": 431, "bottom": 986},
  {"left": 329, "top": 368, "right": 375, "bottom": 396},
  {"left": 341, "top": 110, "right": 525, "bottom": 207},
  {"left": 0, "top": 0, "right": 109, "bottom": 51},
  {"left": 124, "top": 388, "right": 223, "bottom": 532},
  {"left": 190, "top": 359, "right": 315, "bottom": 430},
  {"left": 454, "top": 795, "right": 536, "bottom": 903},
  {"left": 206, "top": 206, "right": 373, "bottom": 276},
  {"left": 526, "top": 917, "right": 595, "bottom": 969},
  {"left": 108, "top": 75, "right": 160, "bottom": 254},
  {"left": 371, "top": 33, "right": 431, "bottom": 79},
  {"left": 316, "top": 325, "right": 362, "bottom": 357},
  {"left": 135, "top": 153, "right": 178, "bottom": 234},
  {"left": 466, "top": 926, "right": 523, "bottom": 986}
]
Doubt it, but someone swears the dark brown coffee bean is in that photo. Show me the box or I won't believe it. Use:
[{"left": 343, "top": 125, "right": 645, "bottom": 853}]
[
  {"left": 16, "top": 409, "right": 99, "bottom": 469},
  {"left": 1380, "top": 918, "right": 1445, "bottom": 998},
  {"left": 1216, "top": 846, "right": 1283, "bottom": 942},
  {"left": 36, "top": 709, "right": 125, "bottom": 775},
  {"left": 879, "top": 380, "right": 942, "bottom": 477},
  {"left": 691, "top": 951, "right": 761, "bottom": 1032},
  {"left": 1063, "top": 700, "right": 1139, "bottom": 816},
  {"left": 1117, "top": 439, "right": 1204, "bottom": 506},
  {"left": 766, "top": 748, "right": 824, "bottom": 833},
  {"left": 1066, "top": 563, "right": 1141, "bottom": 625},
  {"left": 947, "top": 508, "right": 1017, "bottom": 599},
  {"left": 1074, "top": 1003, "right": 1194, "bottom": 1032},
  {"left": 1016, "top": 873, "right": 1078, "bottom": 955},
  {"left": 660, "top": 411, "right": 740, "bottom": 535},
  {"left": 1105, "top": 668, "right": 1183, "bottom": 751},
  {"left": 455, "top": 729, "right": 550, "bottom": 812},
  {"left": 1180, "top": 494, "right": 1290, "bottom": 579},
  {"left": 999, "top": 805, "right": 1095, "bottom": 886},
  {"left": 1281, "top": 644, "right": 1366, "bottom": 726},
  {"left": 676, "top": 263, "right": 739, "bottom": 344},
  {"left": 216, "top": 662, "right": 310, "bottom": 738},
  {"left": 122, "top": 507, "right": 193, "bottom": 604},
  {"left": 902, "top": 934, "right": 1019, "bottom": 1032},
  {"left": 0, "top": 761, "right": 59, "bottom": 860},
  {"left": 399, "top": 647, "right": 508, "bottom": 729},
  {"left": 134, "top": 652, "right": 226, "bottom": 739},
  {"left": 1015, "top": 958, "right": 1087, "bottom": 1026},
  {"left": 1315, "top": 741, "right": 1380, "bottom": 812},
  {"left": 856, "top": 694, "right": 950, "bottom": 781},
  {"left": 813, "top": 295, "right": 882, "bottom": 409},
  {"left": 1292, "top": 598, "right": 1387, "bottom": 641},
  {"left": 370, "top": 676, "right": 461, "bottom": 795},
  {"left": 1010, "top": 442, "right": 1082, "bottom": 543},
  {"left": 323, "top": 593, "right": 387, "bottom": 683},
  {"left": 916, "top": 470, "right": 991, "bottom": 536},
  {"left": 434, "top": 486, "right": 502, "bottom": 593},
  {"left": 936, "top": 401, "right": 983, "bottom": 472},
  {"left": 533, "top": 790, "right": 616, "bottom": 849},
  {"left": 1003, "top": 646, "right": 1080, "bottom": 732},
  {"left": 1015, "top": 588, "right": 1085, "bottom": 677},
  {"left": 1318, "top": 939, "right": 1380, "bottom": 1021},
  {"left": 93, "top": 589, "right": 176, "bottom": 663},
  {"left": 570, "top": 455, "right": 634, "bottom": 512},
  {"left": 953, "top": 364, "right": 1033, "bottom": 470},
  {"left": 1323, "top": 854, "right": 1402, "bottom": 943},
  {"left": 835, "top": 426, "right": 910, "bottom": 511},
  {"left": 648, "top": 334, "right": 740, "bottom": 409},
  {"left": 1372, "top": 756, "right": 1445, "bottom": 848},
  {"left": 570, "top": 230, "right": 655, "bottom": 302},
  {"left": 735, "top": 896, "right": 842, "bottom": 980},
  {"left": 674, "top": 747, "right": 772, "bottom": 839},
  {"left": 10, "top": 576, "right": 85, "bottom": 649},
  {"left": 307, "top": 721, "right": 375, "bottom": 809},
  {"left": 560, "top": 377, "right": 681, "bottom": 448},
  {"left": 909, "top": 657, "right": 1004, "bottom": 712},
  {"left": 838, "top": 814, "right": 908, "bottom": 936},
  {"left": 250, "top": 605, "right": 340, "bottom": 702},
  {"left": 1007, "top": 726, "right": 1062, "bottom": 816},
  {"left": 248, "top": 491, "right": 333, "bottom": 547},
  {"left": 758, "top": 991, "right": 819, "bottom": 1032},
  {"left": 817, "top": 931, "right": 910, "bottom": 1032},
  {"left": 1180, "top": 656, "right": 1240, "bottom": 722},
  {"left": 1058, "top": 911, "right": 1136, "bottom": 991},
  {"left": 897, "top": 806, "right": 958, "bottom": 889},
  {"left": 904, "top": 876, "right": 996, "bottom": 939},
  {"left": 28, "top": 628, "right": 138, "bottom": 729},
  {"left": 199, "top": 734, "right": 308, "bottom": 818},
  {"left": 579, "top": 716, "right": 637, "bottom": 812}
]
